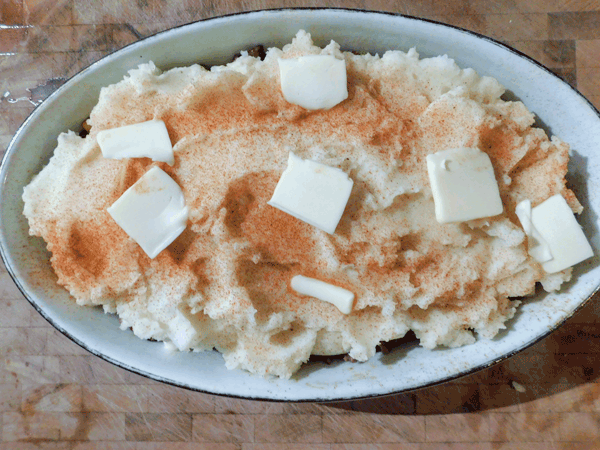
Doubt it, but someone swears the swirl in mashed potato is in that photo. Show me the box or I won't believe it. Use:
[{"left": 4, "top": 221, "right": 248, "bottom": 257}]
[{"left": 22, "top": 31, "right": 581, "bottom": 378}]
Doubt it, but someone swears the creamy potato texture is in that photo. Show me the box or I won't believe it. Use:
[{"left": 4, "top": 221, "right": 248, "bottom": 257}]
[{"left": 23, "top": 31, "right": 582, "bottom": 378}]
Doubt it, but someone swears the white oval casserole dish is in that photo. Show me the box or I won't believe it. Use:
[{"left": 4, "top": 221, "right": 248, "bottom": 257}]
[{"left": 1, "top": 8, "right": 599, "bottom": 401}]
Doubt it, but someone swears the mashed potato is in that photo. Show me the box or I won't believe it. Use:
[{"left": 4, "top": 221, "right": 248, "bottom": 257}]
[{"left": 22, "top": 31, "right": 582, "bottom": 378}]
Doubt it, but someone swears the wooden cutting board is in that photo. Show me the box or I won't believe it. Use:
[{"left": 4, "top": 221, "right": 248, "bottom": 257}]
[{"left": 1, "top": 0, "right": 600, "bottom": 447}]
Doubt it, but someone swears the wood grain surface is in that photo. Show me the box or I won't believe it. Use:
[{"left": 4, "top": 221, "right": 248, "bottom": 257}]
[{"left": 2, "top": 0, "right": 600, "bottom": 448}]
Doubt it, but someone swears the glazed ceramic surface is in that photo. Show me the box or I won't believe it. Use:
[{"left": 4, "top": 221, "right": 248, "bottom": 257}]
[{"left": 1, "top": 8, "right": 599, "bottom": 401}]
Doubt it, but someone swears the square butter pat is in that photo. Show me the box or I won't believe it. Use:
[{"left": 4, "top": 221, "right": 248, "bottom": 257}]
[
  {"left": 107, "top": 166, "right": 188, "bottom": 259},
  {"left": 530, "top": 194, "right": 593, "bottom": 273},
  {"left": 426, "top": 147, "right": 503, "bottom": 223},
  {"left": 291, "top": 275, "right": 355, "bottom": 314},
  {"left": 268, "top": 152, "right": 353, "bottom": 234},
  {"left": 278, "top": 55, "right": 348, "bottom": 110},
  {"left": 97, "top": 119, "right": 174, "bottom": 165}
]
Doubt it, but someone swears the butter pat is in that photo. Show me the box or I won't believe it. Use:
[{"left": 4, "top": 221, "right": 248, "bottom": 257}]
[
  {"left": 97, "top": 119, "right": 174, "bottom": 165},
  {"left": 278, "top": 55, "right": 348, "bottom": 110},
  {"left": 528, "top": 195, "right": 593, "bottom": 273},
  {"left": 107, "top": 166, "right": 188, "bottom": 259},
  {"left": 427, "top": 147, "right": 503, "bottom": 223},
  {"left": 268, "top": 152, "right": 353, "bottom": 234},
  {"left": 291, "top": 275, "right": 355, "bottom": 314},
  {"left": 515, "top": 199, "right": 553, "bottom": 263}
]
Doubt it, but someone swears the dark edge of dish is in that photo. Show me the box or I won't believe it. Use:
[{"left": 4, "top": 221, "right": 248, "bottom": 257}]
[{"left": 1, "top": 6, "right": 599, "bottom": 404}]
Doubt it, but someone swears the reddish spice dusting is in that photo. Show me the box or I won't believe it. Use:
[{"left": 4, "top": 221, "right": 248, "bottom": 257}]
[
  {"left": 29, "top": 42, "right": 580, "bottom": 373},
  {"left": 235, "top": 172, "right": 317, "bottom": 264},
  {"left": 50, "top": 211, "right": 137, "bottom": 294},
  {"left": 68, "top": 222, "right": 109, "bottom": 277}
]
